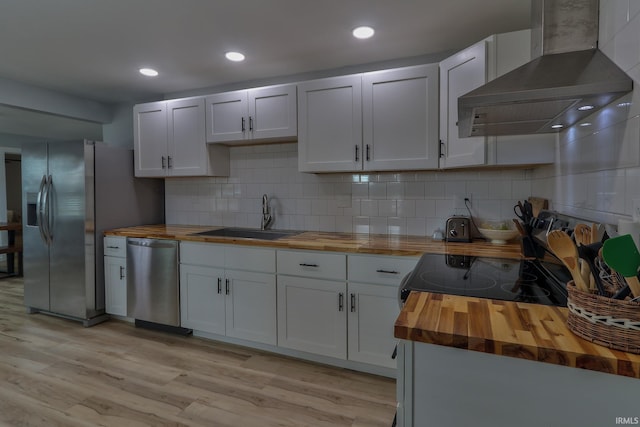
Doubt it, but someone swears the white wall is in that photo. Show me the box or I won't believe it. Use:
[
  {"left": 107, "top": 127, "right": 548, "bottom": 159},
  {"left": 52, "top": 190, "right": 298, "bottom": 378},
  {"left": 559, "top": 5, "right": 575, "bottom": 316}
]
[
  {"left": 165, "top": 143, "right": 535, "bottom": 236},
  {"left": 531, "top": 0, "right": 640, "bottom": 225}
]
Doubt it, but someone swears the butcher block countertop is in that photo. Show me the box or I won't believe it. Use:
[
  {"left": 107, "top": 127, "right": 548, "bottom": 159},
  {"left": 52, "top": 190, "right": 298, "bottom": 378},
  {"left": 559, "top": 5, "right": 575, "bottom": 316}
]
[
  {"left": 104, "top": 224, "right": 524, "bottom": 258},
  {"left": 395, "top": 291, "right": 640, "bottom": 379}
]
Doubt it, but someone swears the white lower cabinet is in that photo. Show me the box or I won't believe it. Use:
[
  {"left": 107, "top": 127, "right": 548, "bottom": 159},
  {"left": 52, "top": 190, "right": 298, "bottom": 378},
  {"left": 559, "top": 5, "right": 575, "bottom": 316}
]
[
  {"left": 347, "top": 254, "right": 418, "bottom": 368},
  {"left": 277, "top": 275, "right": 347, "bottom": 359},
  {"left": 276, "top": 249, "right": 415, "bottom": 369},
  {"left": 180, "top": 242, "right": 277, "bottom": 345},
  {"left": 104, "top": 236, "right": 127, "bottom": 316},
  {"left": 347, "top": 282, "right": 400, "bottom": 368}
]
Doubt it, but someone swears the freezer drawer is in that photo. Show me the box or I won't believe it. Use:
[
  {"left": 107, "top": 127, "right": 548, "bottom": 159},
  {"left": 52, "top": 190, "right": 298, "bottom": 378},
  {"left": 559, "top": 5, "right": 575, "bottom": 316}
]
[{"left": 126, "top": 238, "right": 180, "bottom": 326}]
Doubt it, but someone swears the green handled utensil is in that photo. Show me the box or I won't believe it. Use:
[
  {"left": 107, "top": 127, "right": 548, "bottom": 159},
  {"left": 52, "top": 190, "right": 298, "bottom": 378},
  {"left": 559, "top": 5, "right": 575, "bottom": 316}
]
[{"left": 602, "top": 234, "right": 640, "bottom": 298}]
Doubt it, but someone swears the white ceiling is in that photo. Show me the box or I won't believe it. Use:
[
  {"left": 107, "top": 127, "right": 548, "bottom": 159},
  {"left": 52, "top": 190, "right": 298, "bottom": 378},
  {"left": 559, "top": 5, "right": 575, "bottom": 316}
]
[{"left": 0, "top": 0, "right": 531, "bottom": 105}]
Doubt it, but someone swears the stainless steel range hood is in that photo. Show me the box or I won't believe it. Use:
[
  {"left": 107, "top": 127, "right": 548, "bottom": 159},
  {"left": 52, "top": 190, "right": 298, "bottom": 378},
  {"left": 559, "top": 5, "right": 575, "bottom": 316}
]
[{"left": 458, "top": 0, "right": 633, "bottom": 137}]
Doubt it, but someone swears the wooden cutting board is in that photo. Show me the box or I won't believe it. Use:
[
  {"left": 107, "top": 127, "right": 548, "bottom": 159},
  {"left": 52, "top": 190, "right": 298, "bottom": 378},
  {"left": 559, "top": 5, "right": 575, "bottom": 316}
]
[{"left": 528, "top": 197, "right": 548, "bottom": 217}]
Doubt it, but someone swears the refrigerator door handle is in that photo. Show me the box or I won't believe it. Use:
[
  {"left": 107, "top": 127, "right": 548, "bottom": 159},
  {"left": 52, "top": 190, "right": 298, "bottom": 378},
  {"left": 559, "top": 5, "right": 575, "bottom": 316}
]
[
  {"left": 36, "top": 174, "right": 48, "bottom": 244},
  {"left": 42, "top": 175, "right": 53, "bottom": 244}
]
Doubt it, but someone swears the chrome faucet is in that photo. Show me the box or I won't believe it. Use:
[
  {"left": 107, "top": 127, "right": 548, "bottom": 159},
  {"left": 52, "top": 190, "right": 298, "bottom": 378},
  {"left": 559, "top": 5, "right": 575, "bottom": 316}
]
[{"left": 261, "top": 194, "right": 273, "bottom": 230}]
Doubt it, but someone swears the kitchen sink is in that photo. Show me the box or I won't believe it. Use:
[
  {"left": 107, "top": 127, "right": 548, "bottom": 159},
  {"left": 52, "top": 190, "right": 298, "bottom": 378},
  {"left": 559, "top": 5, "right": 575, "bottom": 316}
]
[{"left": 191, "top": 227, "right": 302, "bottom": 240}]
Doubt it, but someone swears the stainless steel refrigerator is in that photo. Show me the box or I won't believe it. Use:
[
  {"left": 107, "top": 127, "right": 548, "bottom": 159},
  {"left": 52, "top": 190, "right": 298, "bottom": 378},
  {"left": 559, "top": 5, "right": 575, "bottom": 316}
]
[{"left": 22, "top": 140, "right": 164, "bottom": 326}]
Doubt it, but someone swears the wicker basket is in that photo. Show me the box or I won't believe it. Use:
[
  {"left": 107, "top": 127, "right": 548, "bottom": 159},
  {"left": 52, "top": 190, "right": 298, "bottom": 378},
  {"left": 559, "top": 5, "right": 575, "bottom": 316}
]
[{"left": 566, "top": 281, "right": 640, "bottom": 354}]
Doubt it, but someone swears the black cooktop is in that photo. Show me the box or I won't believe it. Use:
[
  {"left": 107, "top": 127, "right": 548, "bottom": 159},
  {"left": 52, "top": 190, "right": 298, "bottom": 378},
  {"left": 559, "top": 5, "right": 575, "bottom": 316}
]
[{"left": 400, "top": 253, "right": 568, "bottom": 307}]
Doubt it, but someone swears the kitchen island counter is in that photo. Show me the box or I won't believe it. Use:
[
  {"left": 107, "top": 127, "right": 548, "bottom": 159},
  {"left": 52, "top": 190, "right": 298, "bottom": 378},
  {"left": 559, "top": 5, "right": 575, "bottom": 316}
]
[
  {"left": 105, "top": 224, "right": 524, "bottom": 258},
  {"left": 395, "top": 291, "right": 640, "bottom": 378}
]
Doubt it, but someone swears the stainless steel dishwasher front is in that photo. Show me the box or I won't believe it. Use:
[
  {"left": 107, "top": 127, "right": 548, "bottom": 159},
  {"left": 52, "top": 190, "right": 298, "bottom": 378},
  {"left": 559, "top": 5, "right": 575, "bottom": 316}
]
[{"left": 126, "top": 237, "right": 180, "bottom": 327}]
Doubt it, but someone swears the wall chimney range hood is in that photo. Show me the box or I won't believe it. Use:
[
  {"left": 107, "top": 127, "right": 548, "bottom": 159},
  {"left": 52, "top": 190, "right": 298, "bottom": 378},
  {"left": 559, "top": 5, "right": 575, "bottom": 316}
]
[{"left": 458, "top": 0, "right": 633, "bottom": 137}]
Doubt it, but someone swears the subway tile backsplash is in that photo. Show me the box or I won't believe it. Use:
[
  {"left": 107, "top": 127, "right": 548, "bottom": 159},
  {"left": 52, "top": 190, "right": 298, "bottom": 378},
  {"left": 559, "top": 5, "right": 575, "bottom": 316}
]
[{"left": 165, "top": 143, "right": 534, "bottom": 236}]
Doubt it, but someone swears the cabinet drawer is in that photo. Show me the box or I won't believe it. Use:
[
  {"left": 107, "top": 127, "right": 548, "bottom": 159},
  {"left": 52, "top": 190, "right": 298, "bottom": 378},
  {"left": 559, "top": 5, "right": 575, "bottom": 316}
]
[
  {"left": 180, "top": 242, "right": 276, "bottom": 273},
  {"left": 348, "top": 254, "right": 418, "bottom": 286},
  {"left": 104, "top": 236, "right": 126, "bottom": 258},
  {"left": 225, "top": 245, "right": 276, "bottom": 273},
  {"left": 277, "top": 250, "right": 346, "bottom": 280},
  {"left": 180, "top": 242, "right": 226, "bottom": 267}
]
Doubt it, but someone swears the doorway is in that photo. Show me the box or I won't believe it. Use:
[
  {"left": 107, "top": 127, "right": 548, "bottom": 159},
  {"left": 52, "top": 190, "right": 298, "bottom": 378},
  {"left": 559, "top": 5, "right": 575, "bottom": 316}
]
[{"left": 2, "top": 152, "right": 22, "bottom": 275}]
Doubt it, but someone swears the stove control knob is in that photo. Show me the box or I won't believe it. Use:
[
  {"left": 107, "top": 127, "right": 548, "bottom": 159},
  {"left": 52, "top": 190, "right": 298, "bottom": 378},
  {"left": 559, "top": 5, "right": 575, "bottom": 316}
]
[{"left": 450, "top": 229, "right": 457, "bottom": 237}]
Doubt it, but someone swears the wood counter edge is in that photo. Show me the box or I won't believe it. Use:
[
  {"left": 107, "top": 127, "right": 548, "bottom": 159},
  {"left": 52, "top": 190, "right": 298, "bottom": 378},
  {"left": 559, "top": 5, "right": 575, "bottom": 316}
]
[
  {"left": 395, "top": 292, "right": 640, "bottom": 379},
  {"left": 104, "top": 225, "right": 524, "bottom": 258}
]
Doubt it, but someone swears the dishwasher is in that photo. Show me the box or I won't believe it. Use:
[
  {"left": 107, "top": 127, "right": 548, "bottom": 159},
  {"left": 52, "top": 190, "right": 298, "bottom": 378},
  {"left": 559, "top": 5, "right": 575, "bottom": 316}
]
[{"left": 126, "top": 238, "right": 191, "bottom": 334}]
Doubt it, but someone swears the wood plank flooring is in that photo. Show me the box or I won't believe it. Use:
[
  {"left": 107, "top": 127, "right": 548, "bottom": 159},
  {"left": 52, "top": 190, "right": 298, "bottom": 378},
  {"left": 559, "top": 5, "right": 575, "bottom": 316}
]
[{"left": 0, "top": 278, "right": 396, "bottom": 426}]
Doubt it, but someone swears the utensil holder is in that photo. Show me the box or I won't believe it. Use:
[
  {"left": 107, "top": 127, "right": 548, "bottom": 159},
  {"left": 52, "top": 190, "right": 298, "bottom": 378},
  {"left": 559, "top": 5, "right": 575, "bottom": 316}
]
[{"left": 566, "top": 281, "right": 640, "bottom": 354}]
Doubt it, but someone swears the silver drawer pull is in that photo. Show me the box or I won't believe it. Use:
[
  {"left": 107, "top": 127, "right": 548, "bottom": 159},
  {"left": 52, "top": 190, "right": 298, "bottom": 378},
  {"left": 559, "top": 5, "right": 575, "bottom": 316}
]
[
  {"left": 106, "top": 245, "right": 120, "bottom": 249},
  {"left": 299, "top": 263, "right": 319, "bottom": 268},
  {"left": 376, "top": 269, "right": 399, "bottom": 274}
]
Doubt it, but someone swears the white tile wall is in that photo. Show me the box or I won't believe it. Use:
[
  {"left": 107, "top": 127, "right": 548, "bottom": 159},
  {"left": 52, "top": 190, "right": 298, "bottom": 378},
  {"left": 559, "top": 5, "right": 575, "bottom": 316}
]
[
  {"left": 165, "top": 143, "right": 534, "bottom": 236},
  {"left": 531, "top": 0, "right": 640, "bottom": 225}
]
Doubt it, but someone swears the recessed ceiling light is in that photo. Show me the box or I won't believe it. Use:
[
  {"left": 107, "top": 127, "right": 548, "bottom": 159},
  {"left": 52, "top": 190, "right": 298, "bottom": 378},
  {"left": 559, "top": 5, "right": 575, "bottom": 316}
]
[
  {"left": 551, "top": 124, "right": 564, "bottom": 129},
  {"left": 579, "top": 122, "right": 592, "bottom": 127},
  {"left": 352, "top": 26, "right": 375, "bottom": 39},
  {"left": 225, "top": 51, "right": 245, "bottom": 62},
  {"left": 617, "top": 101, "right": 632, "bottom": 108},
  {"left": 577, "top": 105, "right": 594, "bottom": 111},
  {"left": 139, "top": 68, "right": 158, "bottom": 77}
]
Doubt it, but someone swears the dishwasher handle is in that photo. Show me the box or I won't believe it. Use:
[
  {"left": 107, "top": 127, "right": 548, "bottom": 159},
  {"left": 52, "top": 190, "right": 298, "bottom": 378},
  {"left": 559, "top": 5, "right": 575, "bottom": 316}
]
[{"left": 127, "top": 238, "right": 178, "bottom": 249}]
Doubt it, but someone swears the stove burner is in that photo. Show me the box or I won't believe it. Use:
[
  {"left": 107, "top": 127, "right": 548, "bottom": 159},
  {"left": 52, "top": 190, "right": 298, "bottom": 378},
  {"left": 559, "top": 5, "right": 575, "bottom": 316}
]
[
  {"left": 418, "top": 271, "right": 497, "bottom": 291},
  {"left": 499, "top": 282, "right": 552, "bottom": 299}
]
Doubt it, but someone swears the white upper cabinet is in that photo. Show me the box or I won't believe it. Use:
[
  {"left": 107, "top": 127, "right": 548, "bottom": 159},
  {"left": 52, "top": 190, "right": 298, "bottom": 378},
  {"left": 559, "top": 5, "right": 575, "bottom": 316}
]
[
  {"left": 133, "top": 97, "right": 229, "bottom": 178},
  {"left": 298, "top": 75, "right": 363, "bottom": 172},
  {"left": 298, "top": 65, "right": 440, "bottom": 173},
  {"left": 205, "top": 84, "right": 297, "bottom": 144},
  {"left": 439, "top": 29, "right": 555, "bottom": 169},
  {"left": 439, "top": 40, "right": 488, "bottom": 168},
  {"left": 133, "top": 101, "right": 168, "bottom": 177},
  {"left": 362, "top": 64, "right": 439, "bottom": 171}
]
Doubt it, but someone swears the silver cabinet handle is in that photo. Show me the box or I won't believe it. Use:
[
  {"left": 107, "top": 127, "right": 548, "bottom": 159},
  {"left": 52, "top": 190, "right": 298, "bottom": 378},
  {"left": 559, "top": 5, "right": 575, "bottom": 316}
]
[
  {"left": 162, "top": 156, "right": 166, "bottom": 169},
  {"left": 167, "top": 156, "right": 172, "bottom": 169},
  {"left": 376, "top": 269, "right": 399, "bottom": 274},
  {"left": 106, "top": 245, "right": 120, "bottom": 249},
  {"left": 217, "top": 278, "right": 222, "bottom": 294},
  {"left": 299, "top": 263, "right": 319, "bottom": 268},
  {"left": 350, "top": 293, "right": 356, "bottom": 312},
  {"left": 355, "top": 145, "right": 359, "bottom": 162},
  {"left": 119, "top": 266, "right": 125, "bottom": 280},
  {"left": 366, "top": 144, "right": 370, "bottom": 161},
  {"left": 439, "top": 140, "right": 446, "bottom": 158},
  {"left": 249, "top": 116, "right": 253, "bottom": 131},
  {"left": 338, "top": 293, "right": 344, "bottom": 311},
  {"left": 225, "top": 278, "right": 230, "bottom": 295},
  {"left": 241, "top": 117, "right": 246, "bottom": 132}
]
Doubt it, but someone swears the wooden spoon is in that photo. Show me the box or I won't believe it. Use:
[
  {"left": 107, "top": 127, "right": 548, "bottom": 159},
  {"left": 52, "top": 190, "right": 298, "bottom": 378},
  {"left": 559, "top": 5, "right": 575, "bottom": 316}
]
[
  {"left": 574, "top": 223, "right": 595, "bottom": 289},
  {"left": 602, "top": 234, "right": 640, "bottom": 298},
  {"left": 547, "top": 230, "right": 590, "bottom": 292}
]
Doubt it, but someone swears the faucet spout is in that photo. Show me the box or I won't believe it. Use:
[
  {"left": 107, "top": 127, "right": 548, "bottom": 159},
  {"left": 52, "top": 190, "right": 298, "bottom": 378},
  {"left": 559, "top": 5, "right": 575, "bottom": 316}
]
[{"left": 261, "top": 194, "right": 273, "bottom": 230}]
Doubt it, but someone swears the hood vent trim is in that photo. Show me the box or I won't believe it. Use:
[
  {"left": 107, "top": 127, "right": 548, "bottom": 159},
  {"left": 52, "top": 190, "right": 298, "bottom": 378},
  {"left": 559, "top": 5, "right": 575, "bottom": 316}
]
[{"left": 458, "top": 0, "right": 633, "bottom": 137}]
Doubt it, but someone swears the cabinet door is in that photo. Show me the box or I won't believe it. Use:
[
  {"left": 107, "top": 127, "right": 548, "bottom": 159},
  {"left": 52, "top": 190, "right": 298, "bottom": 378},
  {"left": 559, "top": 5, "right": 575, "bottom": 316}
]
[
  {"left": 225, "top": 270, "right": 277, "bottom": 345},
  {"left": 104, "top": 256, "right": 127, "bottom": 316},
  {"left": 298, "top": 75, "right": 362, "bottom": 172},
  {"left": 439, "top": 40, "right": 487, "bottom": 168},
  {"left": 362, "top": 65, "right": 439, "bottom": 170},
  {"left": 248, "top": 84, "right": 297, "bottom": 141},
  {"left": 347, "top": 282, "right": 399, "bottom": 368},
  {"left": 180, "top": 264, "right": 225, "bottom": 334},
  {"left": 205, "top": 91, "right": 247, "bottom": 143},
  {"left": 133, "top": 101, "right": 168, "bottom": 177},
  {"left": 277, "top": 276, "right": 347, "bottom": 359},
  {"left": 167, "top": 97, "right": 209, "bottom": 176}
]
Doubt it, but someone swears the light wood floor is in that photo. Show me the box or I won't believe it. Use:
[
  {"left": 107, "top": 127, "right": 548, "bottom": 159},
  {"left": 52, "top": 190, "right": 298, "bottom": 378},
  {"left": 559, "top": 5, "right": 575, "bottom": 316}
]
[{"left": 0, "top": 277, "right": 396, "bottom": 427}]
